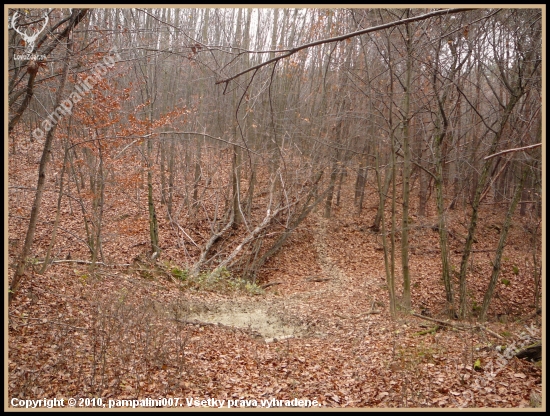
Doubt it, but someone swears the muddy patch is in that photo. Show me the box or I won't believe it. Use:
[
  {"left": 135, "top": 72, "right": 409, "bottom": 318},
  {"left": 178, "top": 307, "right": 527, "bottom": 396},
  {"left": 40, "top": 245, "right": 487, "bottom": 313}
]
[{"left": 185, "top": 300, "right": 308, "bottom": 341}]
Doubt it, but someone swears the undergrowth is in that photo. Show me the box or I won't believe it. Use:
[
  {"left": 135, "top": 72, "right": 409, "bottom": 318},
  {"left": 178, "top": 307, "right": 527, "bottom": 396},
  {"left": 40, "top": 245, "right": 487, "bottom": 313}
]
[{"left": 170, "top": 264, "right": 264, "bottom": 295}]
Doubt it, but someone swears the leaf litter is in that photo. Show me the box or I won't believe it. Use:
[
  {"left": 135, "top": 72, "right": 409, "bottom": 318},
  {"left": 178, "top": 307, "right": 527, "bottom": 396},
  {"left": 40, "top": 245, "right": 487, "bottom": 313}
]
[{"left": 8, "top": 142, "right": 542, "bottom": 408}]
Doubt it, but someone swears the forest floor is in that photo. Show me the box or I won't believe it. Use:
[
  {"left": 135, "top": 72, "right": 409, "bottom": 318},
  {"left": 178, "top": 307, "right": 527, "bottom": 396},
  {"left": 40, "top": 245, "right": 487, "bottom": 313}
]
[{"left": 7, "top": 145, "right": 543, "bottom": 408}]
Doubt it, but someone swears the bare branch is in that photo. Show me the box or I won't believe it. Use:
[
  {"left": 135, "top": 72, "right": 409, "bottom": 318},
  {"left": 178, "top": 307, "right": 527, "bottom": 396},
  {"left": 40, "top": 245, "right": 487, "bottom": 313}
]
[
  {"left": 158, "top": 131, "right": 261, "bottom": 155},
  {"left": 484, "top": 143, "right": 542, "bottom": 160},
  {"left": 216, "top": 8, "right": 476, "bottom": 86}
]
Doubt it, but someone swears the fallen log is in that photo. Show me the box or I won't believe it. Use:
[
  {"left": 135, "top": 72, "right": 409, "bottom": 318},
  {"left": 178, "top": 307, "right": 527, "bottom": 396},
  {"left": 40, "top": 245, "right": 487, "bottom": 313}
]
[
  {"left": 515, "top": 341, "right": 542, "bottom": 362},
  {"left": 411, "top": 313, "right": 504, "bottom": 340}
]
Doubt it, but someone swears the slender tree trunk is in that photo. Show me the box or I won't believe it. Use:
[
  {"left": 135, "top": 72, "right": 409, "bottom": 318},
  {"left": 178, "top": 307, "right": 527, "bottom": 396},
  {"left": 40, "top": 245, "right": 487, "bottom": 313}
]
[
  {"left": 147, "top": 106, "right": 160, "bottom": 257},
  {"left": 449, "top": 83, "right": 463, "bottom": 211},
  {"left": 417, "top": 138, "right": 429, "bottom": 217},
  {"left": 376, "top": 142, "right": 396, "bottom": 318},
  {"left": 8, "top": 64, "right": 39, "bottom": 134},
  {"left": 479, "top": 168, "right": 526, "bottom": 321},
  {"left": 324, "top": 160, "right": 338, "bottom": 218},
  {"left": 232, "top": 144, "right": 243, "bottom": 226},
  {"left": 356, "top": 156, "right": 369, "bottom": 215},
  {"left": 386, "top": 35, "right": 397, "bottom": 318},
  {"left": 335, "top": 166, "right": 346, "bottom": 207},
  {"left": 372, "top": 164, "right": 393, "bottom": 232},
  {"left": 400, "top": 16, "right": 413, "bottom": 311},
  {"left": 458, "top": 94, "right": 520, "bottom": 318},
  {"left": 193, "top": 138, "right": 202, "bottom": 211},
  {"left": 9, "top": 41, "right": 72, "bottom": 304},
  {"left": 167, "top": 137, "right": 175, "bottom": 218},
  {"left": 39, "top": 142, "right": 70, "bottom": 274},
  {"left": 435, "top": 139, "right": 455, "bottom": 318},
  {"left": 147, "top": 135, "right": 160, "bottom": 257},
  {"left": 390, "top": 138, "right": 397, "bottom": 314},
  {"left": 91, "top": 140, "right": 106, "bottom": 267},
  {"left": 245, "top": 162, "right": 256, "bottom": 217},
  {"left": 355, "top": 159, "right": 366, "bottom": 204},
  {"left": 160, "top": 136, "right": 166, "bottom": 205}
]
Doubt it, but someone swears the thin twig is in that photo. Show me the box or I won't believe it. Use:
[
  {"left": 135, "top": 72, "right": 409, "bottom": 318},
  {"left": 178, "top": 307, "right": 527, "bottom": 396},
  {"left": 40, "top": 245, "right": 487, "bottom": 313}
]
[{"left": 36, "top": 259, "right": 131, "bottom": 267}]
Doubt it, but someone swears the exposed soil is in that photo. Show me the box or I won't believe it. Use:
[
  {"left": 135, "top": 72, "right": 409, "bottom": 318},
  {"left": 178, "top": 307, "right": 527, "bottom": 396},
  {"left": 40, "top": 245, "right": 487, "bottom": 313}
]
[{"left": 184, "top": 300, "right": 309, "bottom": 341}]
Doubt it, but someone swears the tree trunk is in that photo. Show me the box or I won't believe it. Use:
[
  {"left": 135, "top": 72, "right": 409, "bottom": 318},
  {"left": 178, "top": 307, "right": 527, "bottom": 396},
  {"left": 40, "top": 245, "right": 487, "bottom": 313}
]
[
  {"left": 147, "top": 136, "right": 160, "bottom": 257},
  {"left": 335, "top": 166, "right": 346, "bottom": 207},
  {"left": 479, "top": 168, "right": 526, "bottom": 321},
  {"left": 434, "top": 132, "right": 455, "bottom": 318},
  {"left": 9, "top": 40, "right": 72, "bottom": 304},
  {"left": 376, "top": 142, "right": 396, "bottom": 318},
  {"left": 372, "top": 164, "right": 393, "bottom": 232},
  {"left": 417, "top": 139, "right": 429, "bottom": 217},
  {"left": 458, "top": 94, "right": 520, "bottom": 318},
  {"left": 232, "top": 144, "right": 243, "bottom": 226},
  {"left": 91, "top": 140, "right": 106, "bottom": 266},
  {"left": 245, "top": 162, "right": 256, "bottom": 217},
  {"left": 39, "top": 141, "right": 70, "bottom": 274},
  {"left": 400, "top": 16, "right": 413, "bottom": 311},
  {"left": 193, "top": 138, "right": 202, "bottom": 211}
]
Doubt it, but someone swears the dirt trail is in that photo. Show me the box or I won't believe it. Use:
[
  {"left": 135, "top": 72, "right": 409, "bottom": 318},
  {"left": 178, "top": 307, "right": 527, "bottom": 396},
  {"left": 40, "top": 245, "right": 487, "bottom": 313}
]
[
  {"left": 184, "top": 216, "right": 363, "bottom": 341},
  {"left": 312, "top": 217, "right": 353, "bottom": 290},
  {"left": 308, "top": 215, "right": 383, "bottom": 310}
]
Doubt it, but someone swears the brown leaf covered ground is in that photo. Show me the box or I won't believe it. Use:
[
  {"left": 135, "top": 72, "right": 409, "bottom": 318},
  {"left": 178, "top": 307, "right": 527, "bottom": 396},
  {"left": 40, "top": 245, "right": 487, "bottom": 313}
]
[{"left": 7, "top": 141, "right": 543, "bottom": 409}]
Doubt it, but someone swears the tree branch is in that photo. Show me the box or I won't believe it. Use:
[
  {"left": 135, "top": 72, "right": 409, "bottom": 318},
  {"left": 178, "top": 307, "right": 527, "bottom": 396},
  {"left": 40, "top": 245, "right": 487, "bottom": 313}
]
[
  {"left": 484, "top": 143, "right": 542, "bottom": 160},
  {"left": 216, "top": 8, "right": 475, "bottom": 86},
  {"left": 412, "top": 313, "right": 504, "bottom": 339}
]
